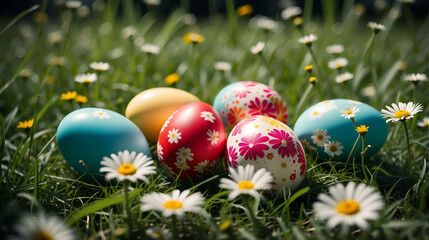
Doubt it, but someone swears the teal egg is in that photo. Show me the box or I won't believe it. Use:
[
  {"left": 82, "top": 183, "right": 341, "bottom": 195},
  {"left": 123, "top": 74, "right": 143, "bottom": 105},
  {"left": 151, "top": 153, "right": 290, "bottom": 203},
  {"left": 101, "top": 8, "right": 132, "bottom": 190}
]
[
  {"left": 57, "top": 108, "right": 151, "bottom": 177},
  {"left": 293, "top": 99, "right": 388, "bottom": 159}
]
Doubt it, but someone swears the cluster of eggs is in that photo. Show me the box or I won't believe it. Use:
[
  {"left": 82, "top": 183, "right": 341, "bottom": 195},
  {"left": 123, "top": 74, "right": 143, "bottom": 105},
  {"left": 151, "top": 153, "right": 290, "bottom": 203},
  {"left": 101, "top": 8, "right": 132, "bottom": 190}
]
[{"left": 57, "top": 81, "right": 388, "bottom": 192}]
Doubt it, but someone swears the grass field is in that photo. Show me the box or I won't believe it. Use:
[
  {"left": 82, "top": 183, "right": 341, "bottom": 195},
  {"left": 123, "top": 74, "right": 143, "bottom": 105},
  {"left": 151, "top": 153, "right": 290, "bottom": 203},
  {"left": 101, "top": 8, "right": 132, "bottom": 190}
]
[{"left": 0, "top": 0, "right": 428, "bottom": 239}]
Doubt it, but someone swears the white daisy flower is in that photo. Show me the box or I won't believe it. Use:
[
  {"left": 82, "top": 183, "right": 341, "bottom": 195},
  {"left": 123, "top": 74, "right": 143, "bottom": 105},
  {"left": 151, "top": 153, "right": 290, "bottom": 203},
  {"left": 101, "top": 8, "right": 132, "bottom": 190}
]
[
  {"left": 8, "top": 213, "right": 75, "bottom": 240},
  {"left": 89, "top": 62, "right": 110, "bottom": 71},
  {"left": 324, "top": 141, "right": 344, "bottom": 157},
  {"left": 144, "top": 0, "right": 161, "bottom": 6},
  {"left": 176, "top": 147, "right": 194, "bottom": 162},
  {"left": 281, "top": 6, "right": 302, "bottom": 20},
  {"left": 309, "top": 109, "right": 324, "bottom": 120},
  {"left": 250, "top": 41, "right": 265, "bottom": 55},
  {"left": 404, "top": 73, "right": 427, "bottom": 82},
  {"left": 340, "top": 106, "right": 360, "bottom": 119},
  {"left": 200, "top": 111, "right": 215, "bottom": 123},
  {"left": 75, "top": 73, "right": 97, "bottom": 84},
  {"left": 66, "top": 0, "right": 82, "bottom": 9},
  {"left": 298, "top": 34, "right": 318, "bottom": 46},
  {"left": 219, "top": 164, "right": 273, "bottom": 201},
  {"left": 328, "top": 57, "right": 348, "bottom": 69},
  {"left": 417, "top": 117, "right": 429, "bottom": 127},
  {"left": 174, "top": 158, "right": 190, "bottom": 171},
  {"left": 311, "top": 129, "right": 331, "bottom": 147},
  {"left": 381, "top": 102, "right": 423, "bottom": 123},
  {"left": 47, "top": 31, "right": 63, "bottom": 44},
  {"left": 92, "top": 109, "right": 111, "bottom": 119},
  {"left": 326, "top": 44, "right": 344, "bottom": 54},
  {"left": 167, "top": 128, "right": 182, "bottom": 144},
  {"left": 194, "top": 160, "right": 210, "bottom": 173},
  {"left": 214, "top": 61, "right": 232, "bottom": 71},
  {"left": 145, "top": 227, "right": 171, "bottom": 240},
  {"left": 313, "top": 182, "right": 384, "bottom": 231},
  {"left": 141, "top": 43, "right": 160, "bottom": 55},
  {"left": 157, "top": 143, "right": 164, "bottom": 161},
  {"left": 99, "top": 150, "right": 156, "bottom": 183},
  {"left": 249, "top": 16, "right": 279, "bottom": 32},
  {"left": 335, "top": 72, "right": 354, "bottom": 83},
  {"left": 121, "top": 26, "right": 137, "bottom": 39},
  {"left": 140, "top": 189, "right": 204, "bottom": 218},
  {"left": 207, "top": 129, "right": 219, "bottom": 145},
  {"left": 368, "top": 21, "right": 385, "bottom": 33}
]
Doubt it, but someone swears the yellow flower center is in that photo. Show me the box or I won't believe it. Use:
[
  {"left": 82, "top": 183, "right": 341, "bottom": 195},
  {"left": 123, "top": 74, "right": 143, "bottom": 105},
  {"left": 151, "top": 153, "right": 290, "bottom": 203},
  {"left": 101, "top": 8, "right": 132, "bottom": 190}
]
[
  {"left": 238, "top": 180, "right": 255, "bottom": 190},
  {"left": 171, "top": 134, "right": 175, "bottom": 137},
  {"left": 212, "top": 136, "right": 216, "bottom": 140},
  {"left": 313, "top": 111, "right": 319, "bottom": 115},
  {"left": 33, "top": 231, "right": 54, "bottom": 240},
  {"left": 346, "top": 110, "right": 353, "bottom": 115},
  {"left": 335, "top": 62, "right": 342, "bottom": 68},
  {"left": 117, "top": 163, "right": 136, "bottom": 175},
  {"left": 317, "top": 135, "right": 323, "bottom": 140},
  {"left": 154, "top": 232, "right": 164, "bottom": 239},
  {"left": 182, "top": 152, "right": 187, "bottom": 156},
  {"left": 330, "top": 145, "right": 337, "bottom": 152},
  {"left": 163, "top": 200, "right": 183, "bottom": 209},
  {"left": 336, "top": 200, "right": 360, "bottom": 215},
  {"left": 394, "top": 110, "right": 410, "bottom": 119}
]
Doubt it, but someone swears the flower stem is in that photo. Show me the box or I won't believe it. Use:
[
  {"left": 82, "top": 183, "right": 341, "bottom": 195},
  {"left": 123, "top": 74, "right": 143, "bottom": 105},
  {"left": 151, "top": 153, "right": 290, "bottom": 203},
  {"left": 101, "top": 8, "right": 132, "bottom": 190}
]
[
  {"left": 171, "top": 214, "right": 178, "bottom": 240},
  {"left": 308, "top": 47, "right": 322, "bottom": 81},
  {"left": 402, "top": 120, "right": 413, "bottom": 175},
  {"left": 361, "top": 136, "right": 369, "bottom": 183},
  {"left": 242, "top": 195, "right": 262, "bottom": 236},
  {"left": 124, "top": 180, "right": 133, "bottom": 239},
  {"left": 345, "top": 134, "right": 360, "bottom": 169},
  {"left": 294, "top": 84, "right": 313, "bottom": 118}
]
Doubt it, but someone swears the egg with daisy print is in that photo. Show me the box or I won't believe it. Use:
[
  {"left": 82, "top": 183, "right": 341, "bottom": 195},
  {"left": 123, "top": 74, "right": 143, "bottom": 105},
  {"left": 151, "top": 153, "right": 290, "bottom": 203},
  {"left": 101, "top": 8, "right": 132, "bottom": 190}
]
[
  {"left": 293, "top": 99, "right": 388, "bottom": 160},
  {"left": 226, "top": 115, "right": 306, "bottom": 192},
  {"left": 157, "top": 102, "right": 226, "bottom": 180},
  {"left": 213, "top": 81, "right": 288, "bottom": 128},
  {"left": 57, "top": 108, "right": 151, "bottom": 178}
]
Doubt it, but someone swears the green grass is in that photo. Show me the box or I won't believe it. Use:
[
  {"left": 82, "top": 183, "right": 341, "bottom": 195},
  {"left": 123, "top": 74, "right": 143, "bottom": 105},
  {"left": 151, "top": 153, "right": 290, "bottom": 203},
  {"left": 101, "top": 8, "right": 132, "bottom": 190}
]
[{"left": 0, "top": 0, "right": 428, "bottom": 239}]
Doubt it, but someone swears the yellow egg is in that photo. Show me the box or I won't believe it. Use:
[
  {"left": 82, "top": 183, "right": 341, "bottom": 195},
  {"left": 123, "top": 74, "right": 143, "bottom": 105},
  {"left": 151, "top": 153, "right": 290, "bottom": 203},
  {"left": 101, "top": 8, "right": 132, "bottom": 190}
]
[{"left": 125, "top": 88, "right": 200, "bottom": 143}]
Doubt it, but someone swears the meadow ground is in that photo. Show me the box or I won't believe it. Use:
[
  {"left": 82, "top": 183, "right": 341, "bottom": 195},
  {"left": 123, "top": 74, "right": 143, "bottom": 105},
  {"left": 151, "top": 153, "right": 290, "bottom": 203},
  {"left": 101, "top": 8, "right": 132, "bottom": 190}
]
[{"left": 0, "top": 0, "right": 428, "bottom": 239}]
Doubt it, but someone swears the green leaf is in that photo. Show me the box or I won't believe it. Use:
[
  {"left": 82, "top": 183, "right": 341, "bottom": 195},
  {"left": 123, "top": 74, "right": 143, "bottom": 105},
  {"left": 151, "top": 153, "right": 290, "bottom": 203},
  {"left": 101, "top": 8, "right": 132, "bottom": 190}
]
[{"left": 66, "top": 189, "right": 141, "bottom": 225}]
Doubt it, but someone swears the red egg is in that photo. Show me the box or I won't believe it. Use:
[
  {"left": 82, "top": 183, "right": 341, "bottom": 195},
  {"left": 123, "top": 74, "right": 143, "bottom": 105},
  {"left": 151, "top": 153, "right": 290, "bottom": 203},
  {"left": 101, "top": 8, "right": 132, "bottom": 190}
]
[{"left": 157, "top": 102, "right": 227, "bottom": 180}]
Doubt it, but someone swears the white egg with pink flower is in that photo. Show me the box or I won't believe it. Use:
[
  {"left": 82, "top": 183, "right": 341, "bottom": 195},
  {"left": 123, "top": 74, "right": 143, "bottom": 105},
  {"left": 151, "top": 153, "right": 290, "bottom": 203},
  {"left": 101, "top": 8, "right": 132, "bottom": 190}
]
[{"left": 225, "top": 115, "right": 306, "bottom": 192}]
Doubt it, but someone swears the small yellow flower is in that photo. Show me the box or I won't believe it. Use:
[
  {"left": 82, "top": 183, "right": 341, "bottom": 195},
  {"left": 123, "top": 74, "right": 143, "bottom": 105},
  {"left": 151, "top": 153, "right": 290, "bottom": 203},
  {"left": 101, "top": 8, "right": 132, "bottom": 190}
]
[
  {"left": 75, "top": 95, "right": 88, "bottom": 104},
  {"left": 61, "top": 91, "right": 77, "bottom": 101},
  {"left": 309, "top": 76, "right": 317, "bottom": 85},
  {"left": 293, "top": 17, "right": 303, "bottom": 27},
  {"left": 305, "top": 65, "right": 313, "bottom": 73},
  {"left": 236, "top": 5, "right": 253, "bottom": 16},
  {"left": 17, "top": 119, "right": 34, "bottom": 129},
  {"left": 165, "top": 73, "right": 180, "bottom": 85},
  {"left": 183, "top": 32, "right": 204, "bottom": 44},
  {"left": 356, "top": 125, "right": 369, "bottom": 136}
]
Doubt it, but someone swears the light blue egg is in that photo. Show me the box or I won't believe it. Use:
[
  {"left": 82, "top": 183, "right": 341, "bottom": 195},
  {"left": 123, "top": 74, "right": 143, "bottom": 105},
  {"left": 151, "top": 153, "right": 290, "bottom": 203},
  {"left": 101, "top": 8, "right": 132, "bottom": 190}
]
[
  {"left": 293, "top": 99, "right": 388, "bottom": 159},
  {"left": 57, "top": 108, "right": 151, "bottom": 177}
]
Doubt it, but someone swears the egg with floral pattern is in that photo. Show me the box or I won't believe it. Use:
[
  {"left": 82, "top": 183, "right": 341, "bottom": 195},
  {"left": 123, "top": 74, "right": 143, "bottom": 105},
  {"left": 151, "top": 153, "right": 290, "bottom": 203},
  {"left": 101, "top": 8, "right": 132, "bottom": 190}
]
[
  {"left": 57, "top": 108, "right": 151, "bottom": 177},
  {"left": 213, "top": 81, "right": 288, "bottom": 128},
  {"left": 226, "top": 115, "right": 306, "bottom": 192},
  {"left": 126, "top": 88, "right": 200, "bottom": 143},
  {"left": 157, "top": 102, "right": 227, "bottom": 180},
  {"left": 293, "top": 99, "right": 388, "bottom": 160}
]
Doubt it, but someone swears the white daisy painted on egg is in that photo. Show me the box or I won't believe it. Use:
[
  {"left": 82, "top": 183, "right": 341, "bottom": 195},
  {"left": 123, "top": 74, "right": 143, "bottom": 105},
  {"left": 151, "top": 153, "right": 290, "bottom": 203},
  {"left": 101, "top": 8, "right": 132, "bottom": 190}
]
[
  {"left": 167, "top": 128, "right": 182, "bottom": 144},
  {"left": 207, "top": 129, "right": 219, "bottom": 145},
  {"left": 200, "top": 111, "right": 215, "bottom": 123},
  {"left": 309, "top": 109, "right": 324, "bottom": 120},
  {"left": 92, "top": 109, "right": 111, "bottom": 119},
  {"left": 194, "top": 160, "right": 210, "bottom": 173},
  {"left": 157, "top": 143, "right": 164, "bottom": 161},
  {"left": 175, "top": 158, "right": 190, "bottom": 171},
  {"left": 176, "top": 147, "right": 194, "bottom": 162}
]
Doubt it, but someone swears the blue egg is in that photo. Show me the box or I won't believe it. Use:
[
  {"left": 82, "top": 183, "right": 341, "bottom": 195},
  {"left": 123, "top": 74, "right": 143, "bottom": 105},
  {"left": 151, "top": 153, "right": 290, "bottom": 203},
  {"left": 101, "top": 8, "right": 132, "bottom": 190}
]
[
  {"left": 57, "top": 108, "right": 151, "bottom": 177},
  {"left": 293, "top": 99, "right": 388, "bottom": 159}
]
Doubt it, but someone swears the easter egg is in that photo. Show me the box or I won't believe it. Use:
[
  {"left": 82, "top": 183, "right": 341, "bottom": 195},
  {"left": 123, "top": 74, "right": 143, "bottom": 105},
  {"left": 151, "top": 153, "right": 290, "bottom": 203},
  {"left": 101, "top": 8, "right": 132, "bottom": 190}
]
[
  {"left": 57, "top": 108, "right": 151, "bottom": 177},
  {"left": 157, "top": 102, "right": 226, "bottom": 180},
  {"left": 125, "top": 88, "right": 200, "bottom": 143},
  {"left": 226, "top": 115, "right": 306, "bottom": 192},
  {"left": 213, "top": 81, "right": 288, "bottom": 128},
  {"left": 293, "top": 99, "right": 388, "bottom": 159}
]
